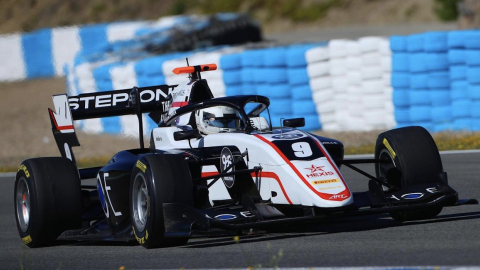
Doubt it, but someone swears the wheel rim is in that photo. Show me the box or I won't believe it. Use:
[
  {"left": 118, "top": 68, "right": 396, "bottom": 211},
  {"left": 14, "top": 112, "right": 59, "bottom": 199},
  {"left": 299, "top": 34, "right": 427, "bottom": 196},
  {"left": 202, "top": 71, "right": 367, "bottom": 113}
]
[
  {"left": 377, "top": 149, "right": 397, "bottom": 191},
  {"left": 132, "top": 173, "right": 148, "bottom": 232},
  {"left": 16, "top": 177, "right": 30, "bottom": 232}
]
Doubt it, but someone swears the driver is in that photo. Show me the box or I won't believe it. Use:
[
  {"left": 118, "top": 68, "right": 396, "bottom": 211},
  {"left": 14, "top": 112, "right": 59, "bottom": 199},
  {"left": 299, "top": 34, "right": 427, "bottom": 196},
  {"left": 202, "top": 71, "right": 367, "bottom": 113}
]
[{"left": 195, "top": 106, "right": 243, "bottom": 135}]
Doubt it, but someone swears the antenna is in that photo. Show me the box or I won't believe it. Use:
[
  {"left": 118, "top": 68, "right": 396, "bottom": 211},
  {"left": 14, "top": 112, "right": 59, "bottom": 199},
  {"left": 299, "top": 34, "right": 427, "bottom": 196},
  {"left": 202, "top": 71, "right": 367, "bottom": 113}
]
[{"left": 186, "top": 58, "right": 191, "bottom": 80}]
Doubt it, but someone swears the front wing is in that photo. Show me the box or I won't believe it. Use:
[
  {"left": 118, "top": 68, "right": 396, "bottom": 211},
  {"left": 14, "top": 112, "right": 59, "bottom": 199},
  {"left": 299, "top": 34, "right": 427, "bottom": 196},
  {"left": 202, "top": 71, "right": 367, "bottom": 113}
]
[
  {"left": 164, "top": 180, "right": 477, "bottom": 235},
  {"left": 57, "top": 176, "right": 477, "bottom": 242}
]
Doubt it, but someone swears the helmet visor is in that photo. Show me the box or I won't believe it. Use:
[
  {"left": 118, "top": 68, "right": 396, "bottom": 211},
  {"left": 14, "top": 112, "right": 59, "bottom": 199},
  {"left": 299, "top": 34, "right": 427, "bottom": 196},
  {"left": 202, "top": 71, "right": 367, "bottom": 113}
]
[{"left": 203, "top": 112, "right": 242, "bottom": 129}]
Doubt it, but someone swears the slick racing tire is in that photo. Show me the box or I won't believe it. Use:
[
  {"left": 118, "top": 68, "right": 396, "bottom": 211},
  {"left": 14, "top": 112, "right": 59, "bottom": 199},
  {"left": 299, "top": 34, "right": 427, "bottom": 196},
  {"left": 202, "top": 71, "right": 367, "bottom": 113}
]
[
  {"left": 375, "top": 126, "right": 443, "bottom": 222},
  {"left": 130, "top": 155, "right": 194, "bottom": 249},
  {"left": 14, "top": 158, "right": 82, "bottom": 248}
]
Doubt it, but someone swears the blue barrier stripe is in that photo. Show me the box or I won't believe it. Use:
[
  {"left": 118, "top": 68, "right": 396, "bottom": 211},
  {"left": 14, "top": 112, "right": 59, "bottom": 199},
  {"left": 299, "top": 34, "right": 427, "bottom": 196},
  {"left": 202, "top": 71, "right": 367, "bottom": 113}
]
[
  {"left": 21, "top": 29, "right": 55, "bottom": 78},
  {"left": 78, "top": 24, "right": 109, "bottom": 56},
  {"left": 391, "top": 30, "right": 480, "bottom": 131}
]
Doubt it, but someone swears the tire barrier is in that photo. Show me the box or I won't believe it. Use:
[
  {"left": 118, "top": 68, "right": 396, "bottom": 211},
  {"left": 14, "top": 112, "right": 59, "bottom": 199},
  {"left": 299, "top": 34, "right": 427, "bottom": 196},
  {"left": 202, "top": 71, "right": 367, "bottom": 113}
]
[
  {"left": 1, "top": 22, "right": 148, "bottom": 81},
  {"left": 391, "top": 30, "right": 480, "bottom": 132},
  {"left": 7, "top": 18, "right": 480, "bottom": 134},
  {"left": 0, "top": 13, "right": 259, "bottom": 82},
  {"left": 306, "top": 37, "right": 394, "bottom": 131},
  {"left": 68, "top": 37, "right": 394, "bottom": 134},
  {"left": 392, "top": 32, "right": 446, "bottom": 131}
]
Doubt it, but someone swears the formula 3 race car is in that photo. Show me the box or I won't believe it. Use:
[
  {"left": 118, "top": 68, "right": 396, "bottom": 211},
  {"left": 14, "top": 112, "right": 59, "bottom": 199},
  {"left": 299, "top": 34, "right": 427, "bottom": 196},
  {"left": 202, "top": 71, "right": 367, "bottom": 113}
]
[{"left": 14, "top": 63, "right": 478, "bottom": 248}]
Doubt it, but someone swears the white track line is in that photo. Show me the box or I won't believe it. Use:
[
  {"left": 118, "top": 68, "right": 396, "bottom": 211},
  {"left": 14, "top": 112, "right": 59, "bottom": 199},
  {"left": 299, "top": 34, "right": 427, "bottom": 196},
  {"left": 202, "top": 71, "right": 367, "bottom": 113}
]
[
  {"left": 161, "top": 267, "right": 479, "bottom": 270},
  {"left": 346, "top": 149, "right": 480, "bottom": 159},
  {"left": 0, "top": 172, "right": 15, "bottom": 178}
]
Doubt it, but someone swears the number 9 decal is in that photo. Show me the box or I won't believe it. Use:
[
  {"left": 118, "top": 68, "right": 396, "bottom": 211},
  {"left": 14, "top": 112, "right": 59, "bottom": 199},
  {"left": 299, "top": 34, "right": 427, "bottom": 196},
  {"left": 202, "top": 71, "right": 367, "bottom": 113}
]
[{"left": 292, "top": 142, "right": 312, "bottom": 157}]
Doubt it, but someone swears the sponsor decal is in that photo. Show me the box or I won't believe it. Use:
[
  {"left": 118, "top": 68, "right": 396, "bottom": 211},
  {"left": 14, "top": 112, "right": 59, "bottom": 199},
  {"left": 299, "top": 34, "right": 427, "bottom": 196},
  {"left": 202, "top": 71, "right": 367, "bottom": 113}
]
[
  {"left": 155, "top": 137, "right": 162, "bottom": 142},
  {"left": 22, "top": 235, "right": 32, "bottom": 245},
  {"left": 389, "top": 192, "right": 425, "bottom": 201},
  {"left": 240, "top": 211, "right": 255, "bottom": 218},
  {"left": 214, "top": 214, "right": 237, "bottom": 220},
  {"left": 383, "top": 138, "right": 396, "bottom": 159},
  {"left": 312, "top": 179, "right": 339, "bottom": 185},
  {"left": 271, "top": 129, "right": 306, "bottom": 140},
  {"left": 402, "top": 193, "right": 424, "bottom": 199},
  {"left": 133, "top": 226, "right": 147, "bottom": 244},
  {"left": 322, "top": 141, "right": 338, "bottom": 144},
  {"left": 305, "top": 165, "right": 325, "bottom": 174},
  {"left": 97, "top": 173, "right": 122, "bottom": 217},
  {"left": 272, "top": 133, "right": 303, "bottom": 140},
  {"left": 304, "top": 164, "right": 334, "bottom": 178},
  {"left": 97, "top": 180, "right": 108, "bottom": 215},
  {"left": 68, "top": 88, "right": 171, "bottom": 110},
  {"left": 136, "top": 160, "right": 147, "bottom": 173},
  {"left": 317, "top": 185, "right": 343, "bottom": 191},
  {"left": 329, "top": 194, "right": 348, "bottom": 200},
  {"left": 18, "top": 164, "right": 30, "bottom": 178},
  {"left": 220, "top": 147, "right": 235, "bottom": 188}
]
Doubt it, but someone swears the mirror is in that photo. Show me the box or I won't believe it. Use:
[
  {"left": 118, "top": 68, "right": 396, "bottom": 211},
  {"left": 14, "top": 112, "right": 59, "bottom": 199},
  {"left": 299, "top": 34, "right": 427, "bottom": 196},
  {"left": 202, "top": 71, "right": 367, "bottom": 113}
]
[
  {"left": 174, "top": 130, "right": 201, "bottom": 141},
  {"left": 283, "top": 118, "right": 305, "bottom": 128}
]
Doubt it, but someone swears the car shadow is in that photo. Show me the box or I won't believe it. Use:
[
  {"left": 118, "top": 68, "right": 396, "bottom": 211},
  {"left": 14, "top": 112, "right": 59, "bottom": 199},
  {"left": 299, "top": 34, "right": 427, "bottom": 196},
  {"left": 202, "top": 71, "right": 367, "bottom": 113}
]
[
  {"left": 182, "top": 210, "right": 480, "bottom": 248},
  {"left": 54, "top": 210, "right": 480, "bottom": 248}
]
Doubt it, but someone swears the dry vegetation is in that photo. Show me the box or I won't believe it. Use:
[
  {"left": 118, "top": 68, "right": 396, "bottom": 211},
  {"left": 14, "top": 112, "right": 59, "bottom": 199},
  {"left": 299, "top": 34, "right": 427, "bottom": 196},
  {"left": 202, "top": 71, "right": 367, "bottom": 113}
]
[
  {"left": 0, "top": 0, "right": 446, "bottom": 34},
  {"left": 315, "top": 130, "right": 480, "bottom": 155}
]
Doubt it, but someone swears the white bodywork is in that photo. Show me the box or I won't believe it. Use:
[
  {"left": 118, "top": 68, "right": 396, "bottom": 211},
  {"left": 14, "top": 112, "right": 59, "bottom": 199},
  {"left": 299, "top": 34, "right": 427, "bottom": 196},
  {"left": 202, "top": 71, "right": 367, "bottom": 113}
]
[{"left": 151, "top": 126, "right": 353, "bottom": 208}]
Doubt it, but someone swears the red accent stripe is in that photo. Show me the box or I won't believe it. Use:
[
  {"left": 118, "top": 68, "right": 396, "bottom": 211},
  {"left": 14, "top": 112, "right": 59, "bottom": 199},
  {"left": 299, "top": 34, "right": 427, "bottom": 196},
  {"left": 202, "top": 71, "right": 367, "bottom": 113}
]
[
  {"left": 310, "top": 136, "right": 351, "bottom": 200},
  {"left": 49, "top": 109, "right": 74, "bottom": 131},
  {"left": 171, "top": 101, "right": 189, "bottom": 108},
  {"left": 201, "top": 171, "right": 292, "bottom": 204},
  {"left": 254, "top": 134, "right": 351, "bottom": 202},
  {"left": 250, "top": 171, "right": 292, "bottom": 204},
  {"left": 202, "top": 172, "right": 218, "bottom": 178}
]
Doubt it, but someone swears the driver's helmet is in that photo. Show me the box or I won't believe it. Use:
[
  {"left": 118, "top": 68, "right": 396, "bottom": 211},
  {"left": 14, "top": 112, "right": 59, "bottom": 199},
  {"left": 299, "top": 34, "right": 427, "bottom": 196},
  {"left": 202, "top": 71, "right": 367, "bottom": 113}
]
[{"left": 195, "top": 106, "right": 242, "bottom": 135}]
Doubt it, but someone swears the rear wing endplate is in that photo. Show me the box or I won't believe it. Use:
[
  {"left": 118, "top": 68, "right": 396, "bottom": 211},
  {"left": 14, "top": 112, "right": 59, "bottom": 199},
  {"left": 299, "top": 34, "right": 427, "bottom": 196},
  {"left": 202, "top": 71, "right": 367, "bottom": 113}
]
[{"left": 48, "top": 84, "right": 175, "bottom": 165}]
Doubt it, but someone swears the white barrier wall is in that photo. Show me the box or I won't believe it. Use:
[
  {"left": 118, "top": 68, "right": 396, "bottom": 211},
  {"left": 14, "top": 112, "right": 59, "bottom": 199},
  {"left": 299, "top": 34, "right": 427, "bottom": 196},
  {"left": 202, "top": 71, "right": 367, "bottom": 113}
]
[{"left": 306, "top": 37, "right": 395, "bottom": 131}]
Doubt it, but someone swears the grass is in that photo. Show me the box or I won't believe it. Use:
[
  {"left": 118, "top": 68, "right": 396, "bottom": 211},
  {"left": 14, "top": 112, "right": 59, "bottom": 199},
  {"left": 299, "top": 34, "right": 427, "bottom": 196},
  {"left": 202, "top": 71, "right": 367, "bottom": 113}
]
[
  {"left": 314, "top": 130, "right": 480, "bottom": 155},
  {"left": 168, "top": 0, "right": 345, "bottom": 23}
]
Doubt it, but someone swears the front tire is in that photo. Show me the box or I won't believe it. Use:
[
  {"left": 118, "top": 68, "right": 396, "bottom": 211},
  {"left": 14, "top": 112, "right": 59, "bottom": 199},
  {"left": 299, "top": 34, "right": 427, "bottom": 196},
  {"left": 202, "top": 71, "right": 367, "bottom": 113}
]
[
  {"left": 130, "top": 155, "right": 194, "bottom": 248},
  {"left": 14, "top": 158, "right": 82, "bottom": 247},
  {"left": 375, "top": 126, "right": 444, "bottom": 222}
]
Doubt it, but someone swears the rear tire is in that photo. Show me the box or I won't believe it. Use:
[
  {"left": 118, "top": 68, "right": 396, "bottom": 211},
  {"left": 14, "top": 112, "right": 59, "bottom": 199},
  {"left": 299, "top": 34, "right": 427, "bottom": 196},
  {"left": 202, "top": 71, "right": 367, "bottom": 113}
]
[
  {"left": 14, "top": 158, "right": 82, "bottom": 247},
  {"left": 375, "top": 126, "right": 443, "bottom": 222},
  {"left": 130, "top": 155, "right": 194, "bottom": 248}
]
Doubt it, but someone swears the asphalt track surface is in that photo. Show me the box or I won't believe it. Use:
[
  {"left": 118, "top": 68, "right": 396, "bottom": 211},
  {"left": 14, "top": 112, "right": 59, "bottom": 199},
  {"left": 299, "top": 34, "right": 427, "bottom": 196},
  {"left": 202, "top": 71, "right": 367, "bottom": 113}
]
[{"left": 1, "top": 152, "right": 479, "bottom": 270}]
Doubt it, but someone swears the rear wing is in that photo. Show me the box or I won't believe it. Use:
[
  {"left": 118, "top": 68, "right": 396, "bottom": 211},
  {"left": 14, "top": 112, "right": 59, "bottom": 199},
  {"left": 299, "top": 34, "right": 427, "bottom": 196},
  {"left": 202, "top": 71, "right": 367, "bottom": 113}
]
[
  {"left": 66, "top": 85, "right": 174, "bottom": 120},
  {"left": 49, "top": 63, "right": 217, "bottom": 168},
  {"left": 48, "top": 84, "right": 175, "bottom": 165}
]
